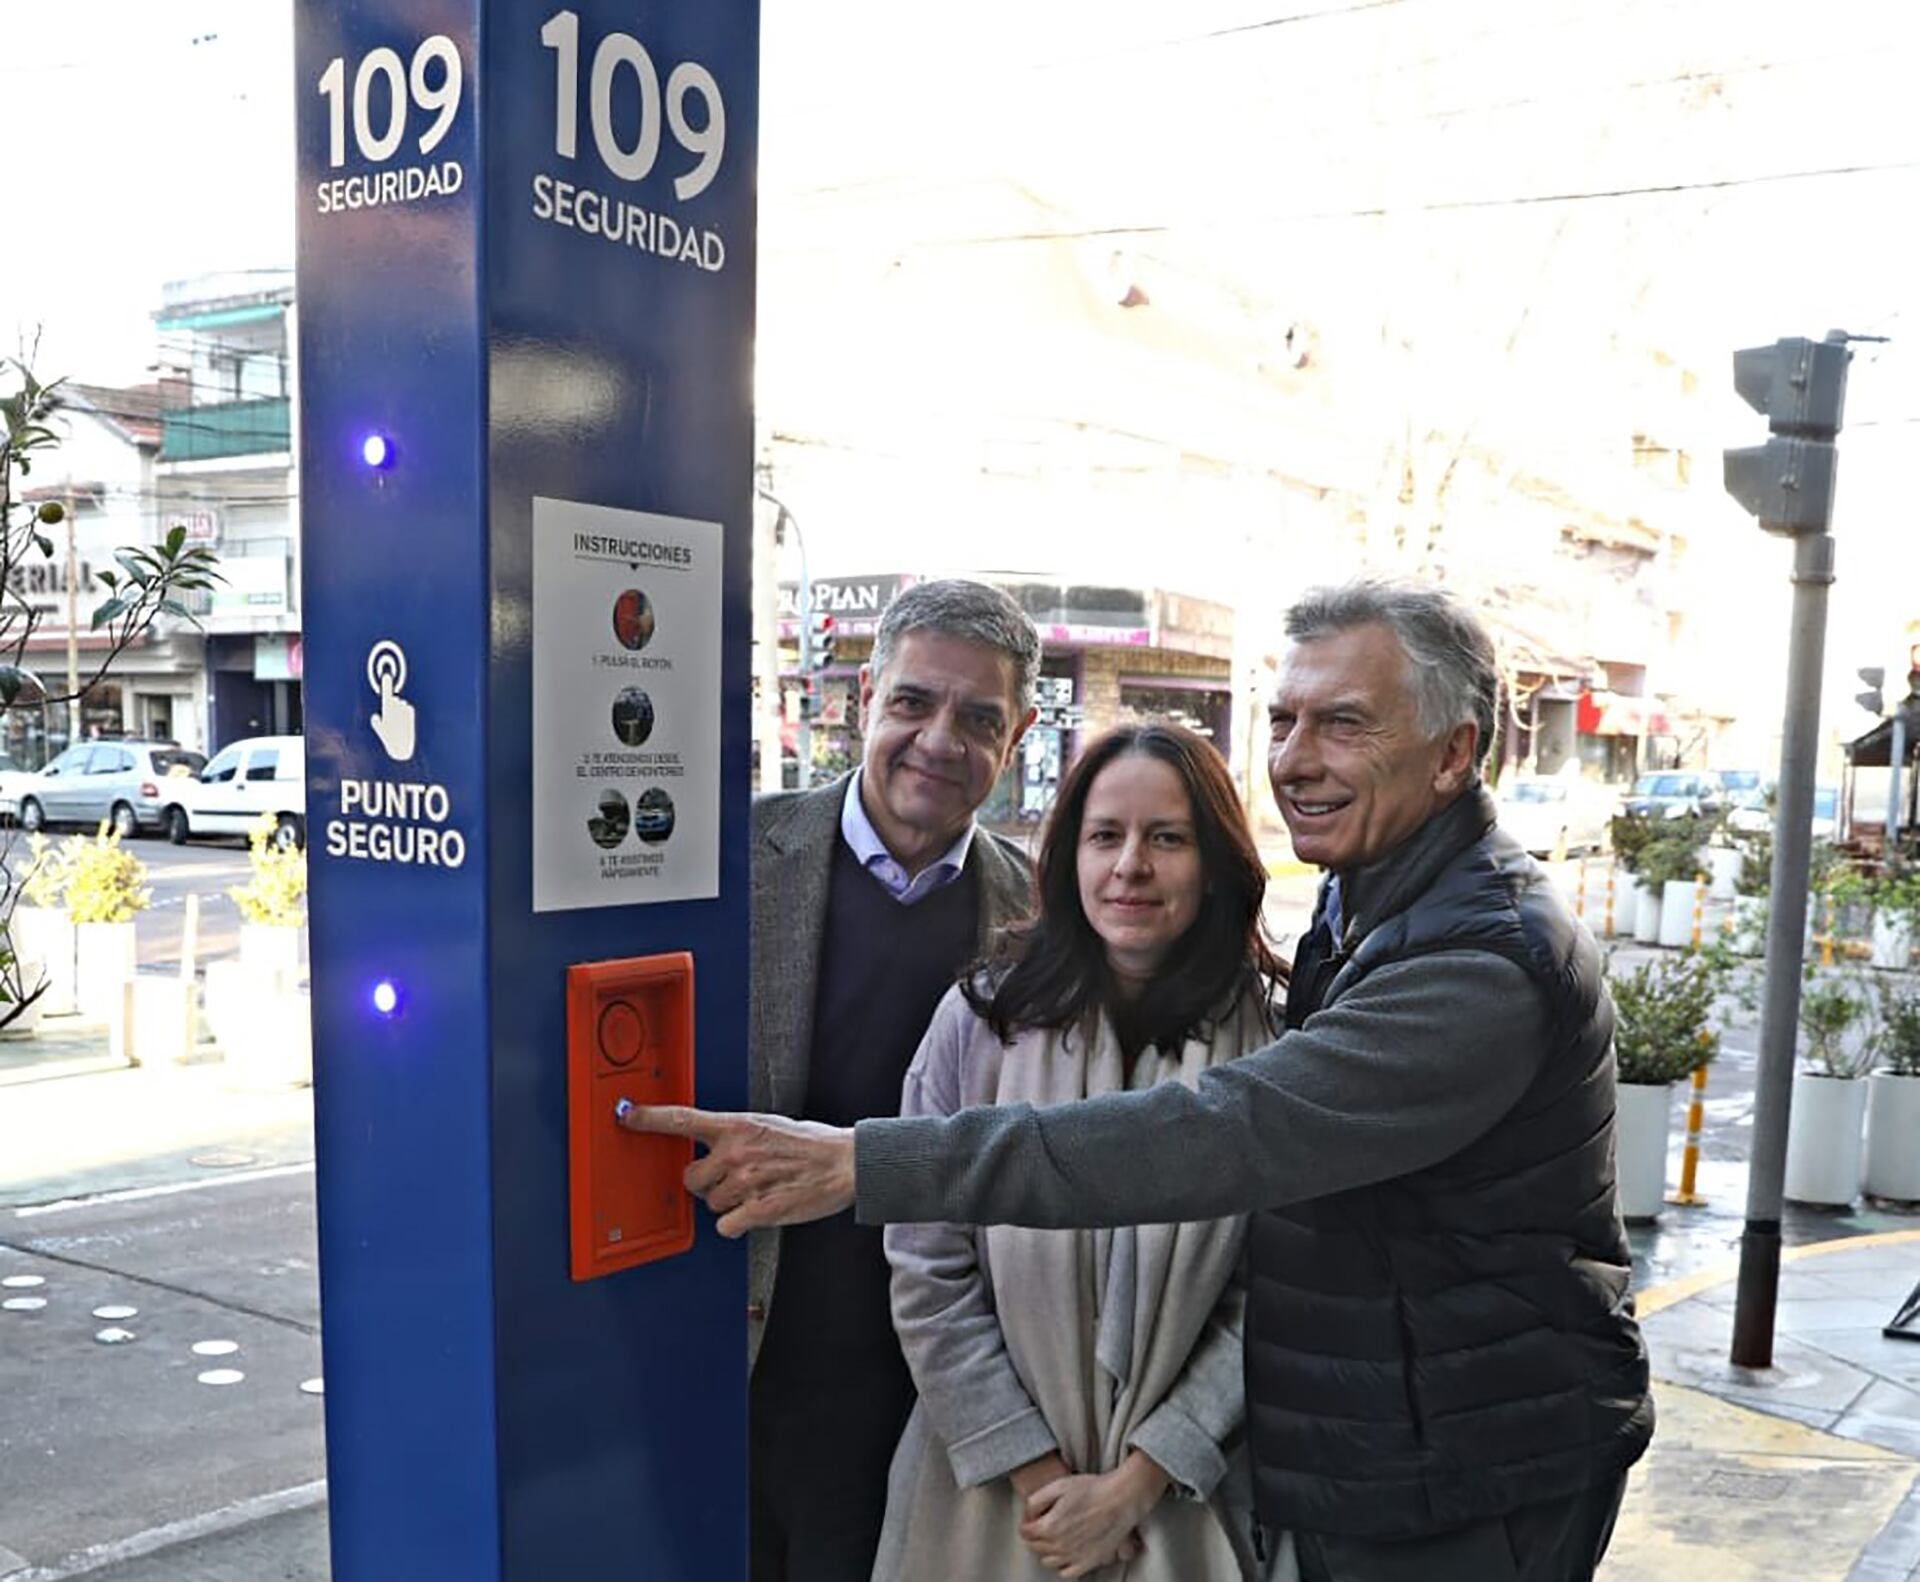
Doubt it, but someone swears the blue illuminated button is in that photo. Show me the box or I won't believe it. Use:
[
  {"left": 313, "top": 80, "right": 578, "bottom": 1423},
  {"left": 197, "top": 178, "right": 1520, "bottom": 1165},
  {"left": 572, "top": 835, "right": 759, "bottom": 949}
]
[
  {"left": 371, "top": 980, "right": 401, "bottom": 1017},
  {"left": 360, "top": 432, "right": 395, "bottom": 469}
]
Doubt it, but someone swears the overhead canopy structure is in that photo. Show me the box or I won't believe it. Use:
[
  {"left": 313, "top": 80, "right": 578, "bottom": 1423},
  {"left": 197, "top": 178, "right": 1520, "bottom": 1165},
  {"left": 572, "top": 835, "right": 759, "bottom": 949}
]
[{"left": 1844, "top": 716, "right": 1920, "bottom": 770}]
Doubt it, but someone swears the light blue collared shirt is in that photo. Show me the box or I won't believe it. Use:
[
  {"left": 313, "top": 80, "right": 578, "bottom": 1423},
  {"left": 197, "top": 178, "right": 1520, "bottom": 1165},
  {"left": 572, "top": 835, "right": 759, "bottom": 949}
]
[{"left": 840, "top": 769, "right": 975, "bottom": 905}]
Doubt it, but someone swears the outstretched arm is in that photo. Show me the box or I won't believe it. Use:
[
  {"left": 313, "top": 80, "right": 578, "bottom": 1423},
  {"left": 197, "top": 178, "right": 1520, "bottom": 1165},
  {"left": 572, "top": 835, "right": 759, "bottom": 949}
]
[{"left": 620, "top": 950, "right": 1551, "bottom": 1234}]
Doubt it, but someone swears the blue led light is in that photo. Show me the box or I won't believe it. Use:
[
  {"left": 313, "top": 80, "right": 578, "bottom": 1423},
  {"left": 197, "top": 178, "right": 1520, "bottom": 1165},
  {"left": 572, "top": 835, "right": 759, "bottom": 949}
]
[
  {"left": 361, "top": 432, "right": 394, "bottom": 469},
  {"left": 372, "top": 980, "right": 401, "bottom": 1017}
]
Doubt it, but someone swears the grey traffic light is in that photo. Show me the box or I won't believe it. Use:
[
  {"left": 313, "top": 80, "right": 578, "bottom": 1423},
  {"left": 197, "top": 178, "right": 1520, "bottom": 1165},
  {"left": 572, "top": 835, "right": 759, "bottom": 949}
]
[
  {"left": 1732, "top": 337, "right": 1851, "bottom": 436},
  {"left": 1724, "top": 335, "right": 1851, "bottom": 537},
  {"left": 1858, "top": 665, "right": 1886, "bottom": 716},
  {"left": 1724, "top": 438, "right": 1840, "bottom": 534}
]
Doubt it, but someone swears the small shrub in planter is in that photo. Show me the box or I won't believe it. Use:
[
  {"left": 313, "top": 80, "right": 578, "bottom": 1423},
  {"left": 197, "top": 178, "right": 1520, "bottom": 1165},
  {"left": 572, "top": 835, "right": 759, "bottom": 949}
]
[
  {"left": 1866, "top": 980, "right": 1920, "bottom": 1200},
  {"left": 1785, "top": 969, "right": 1874, "bottom": 1206},
  {"left": 214, "top": 813, "right": 310, "bottom": 1082},
  {"left": 229, "top": 811, "right": 307, "bottom": 982},
  {"left": 1609, "top": 947, "right": 1725, "bottom": 1220},
  {"left": 1729, "top": 829, "right": 1770, "bottom": 957},
  {"left": 1868, "top": 868, "right": 1920, "bottom": 971},
  {"left": 1606, "top": 812, "right": 1658, "bottom": 936},
  {"left": 1639, "top": 818, "right": 1708, "bottom": 949},
  {"left": 60, "top": 823, "right": 150, "bottom": 1028},
  {"left": 1610, "top": 812, "right": 1657, "bottom": 876},
  {"left": 1822, "top": 857, "right": 1874, "bottom": 945},
  {"left": 61, "top": 824, "right": 151, "bottom": 926}
]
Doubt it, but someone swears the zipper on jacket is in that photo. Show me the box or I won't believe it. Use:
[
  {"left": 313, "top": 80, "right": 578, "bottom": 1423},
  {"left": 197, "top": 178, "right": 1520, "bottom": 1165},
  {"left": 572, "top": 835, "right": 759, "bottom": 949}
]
[{"left": 1393, "top": 1294, "right": 1427, "bottom": 1446}]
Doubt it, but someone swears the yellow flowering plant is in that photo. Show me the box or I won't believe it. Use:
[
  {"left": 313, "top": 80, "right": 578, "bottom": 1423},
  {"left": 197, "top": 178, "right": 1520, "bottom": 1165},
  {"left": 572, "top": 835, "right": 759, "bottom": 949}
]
[
  {"left": 229, "top": 811, "right": 307, "bottom": 927},
  {"left": 61, "top": 823, "right": 152, "bottom": 925}
]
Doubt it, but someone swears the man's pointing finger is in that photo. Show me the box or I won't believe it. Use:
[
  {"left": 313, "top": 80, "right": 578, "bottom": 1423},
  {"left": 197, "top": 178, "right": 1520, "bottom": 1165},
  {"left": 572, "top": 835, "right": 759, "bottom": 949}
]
[{"left": 615, "top": 1102, "right": 736, "bottom": 1146}]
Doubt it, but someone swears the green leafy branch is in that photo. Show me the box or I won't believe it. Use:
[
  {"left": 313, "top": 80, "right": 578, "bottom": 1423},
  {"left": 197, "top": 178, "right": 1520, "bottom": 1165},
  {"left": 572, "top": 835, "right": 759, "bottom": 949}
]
[{"left": 89, "top": 520, "right": 223, "bottom": 646}]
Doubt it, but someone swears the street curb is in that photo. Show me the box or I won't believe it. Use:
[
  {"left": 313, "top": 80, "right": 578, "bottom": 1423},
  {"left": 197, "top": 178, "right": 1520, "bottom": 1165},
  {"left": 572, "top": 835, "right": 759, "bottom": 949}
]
[
  {"left": 0, "top": 1482, "right": 326, "bottom": 1582},
  {"left": 1636, "top": 1226, "right": 1920, "bottom": 1319},
  {"left": 0, "top": 1054, "right": 127, "bottom": 1089}
]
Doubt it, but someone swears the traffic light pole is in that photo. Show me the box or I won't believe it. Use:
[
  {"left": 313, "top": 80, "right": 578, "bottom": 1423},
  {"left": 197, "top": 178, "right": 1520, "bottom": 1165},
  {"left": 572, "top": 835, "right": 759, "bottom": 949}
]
[
  {"left": 1889, "top": 714, "right": 1907, "bottom": 859},
  {"left": 1731, "top": 528, "right": 1835, "bottom": 1367}
]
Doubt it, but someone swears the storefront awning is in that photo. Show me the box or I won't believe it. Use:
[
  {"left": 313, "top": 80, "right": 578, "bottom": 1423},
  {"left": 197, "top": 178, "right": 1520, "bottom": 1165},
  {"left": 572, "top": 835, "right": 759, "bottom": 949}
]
[{"left": 1577, "top": 689, "right": 1671, "bottom": 738}]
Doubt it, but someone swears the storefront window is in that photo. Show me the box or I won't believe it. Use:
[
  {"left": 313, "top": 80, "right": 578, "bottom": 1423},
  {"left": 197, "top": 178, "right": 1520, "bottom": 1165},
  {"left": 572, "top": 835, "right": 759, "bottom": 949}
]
[{"left": 1117, "top": 682, "right": 1232, "bottom": 757}]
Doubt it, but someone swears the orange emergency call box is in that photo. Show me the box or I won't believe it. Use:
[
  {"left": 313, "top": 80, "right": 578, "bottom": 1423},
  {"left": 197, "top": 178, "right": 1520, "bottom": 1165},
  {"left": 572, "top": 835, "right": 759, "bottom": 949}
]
[{"left": 566, "top": 953, "right": 696, "bottom": 1281}]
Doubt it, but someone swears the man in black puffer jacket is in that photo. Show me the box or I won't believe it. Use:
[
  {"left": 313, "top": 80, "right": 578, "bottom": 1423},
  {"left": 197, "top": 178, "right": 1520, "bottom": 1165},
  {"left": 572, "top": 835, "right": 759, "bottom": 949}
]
[{"left": 627, "top": 579, "right": 1653, "bottom": 1581}]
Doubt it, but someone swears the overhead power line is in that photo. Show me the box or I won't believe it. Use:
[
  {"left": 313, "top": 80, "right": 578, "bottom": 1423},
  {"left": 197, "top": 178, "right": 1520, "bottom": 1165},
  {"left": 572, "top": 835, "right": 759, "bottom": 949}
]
[{"left": 772, "top": 155, "right": 1920, "bottom": 253}]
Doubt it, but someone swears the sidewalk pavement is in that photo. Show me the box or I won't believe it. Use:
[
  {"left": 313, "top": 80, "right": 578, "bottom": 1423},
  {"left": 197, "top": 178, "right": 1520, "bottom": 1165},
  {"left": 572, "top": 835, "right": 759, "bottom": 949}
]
[
  {"left": 1608, "top": 1230, "right": 1920, "bottom": 1580},
  {"left": 0, "top": 1021, "right": 314, "bottom": 1212}
]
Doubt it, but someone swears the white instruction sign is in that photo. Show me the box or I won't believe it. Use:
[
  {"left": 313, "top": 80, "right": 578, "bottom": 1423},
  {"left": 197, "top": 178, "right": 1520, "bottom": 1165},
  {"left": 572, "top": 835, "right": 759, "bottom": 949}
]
[{"left": 531, "top": 497, "right": 721, "bottom": 911}]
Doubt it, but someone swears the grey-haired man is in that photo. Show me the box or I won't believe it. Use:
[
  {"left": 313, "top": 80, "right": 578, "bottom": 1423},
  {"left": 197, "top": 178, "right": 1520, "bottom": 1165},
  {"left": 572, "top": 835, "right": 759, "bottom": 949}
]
[
  {"left": 745, "top": 579, "right": 1037, "bottom": 1582},
  {"left": 633, "top": 580, "right": 1652, "bottom": 1581}
]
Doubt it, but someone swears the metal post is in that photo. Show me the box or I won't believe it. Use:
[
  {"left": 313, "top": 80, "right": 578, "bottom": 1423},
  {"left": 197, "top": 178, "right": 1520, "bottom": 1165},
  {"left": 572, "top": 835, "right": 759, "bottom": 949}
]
[
  {"left": 756, "top": 490, "right": 813, "bottom": 791},
  {"left": 64, "top": 501, "right": 79, "bottom": 744},
  {"left": 179, "top": 892, "right": 200, "bottom": 984},
  {"left": 1732, "top": 530, "right": 1835, "bottom": 1368},
  {"left": 1671, "top": 1062, "right": 1708, "bottom": 1207},
  {"left": 792, "top": 512, "right": 812, "bottom": 791},
  {"left": 1888, "top": 714, "right": 1907, "bottom": 867}
]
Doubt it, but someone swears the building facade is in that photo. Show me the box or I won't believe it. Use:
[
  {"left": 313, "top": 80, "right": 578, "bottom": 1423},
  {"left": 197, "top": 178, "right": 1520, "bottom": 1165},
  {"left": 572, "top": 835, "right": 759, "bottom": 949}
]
[
  {"left": 775, "top": 573, "right": 1234, "bottom": 825},
  {"left": 152, "top": 270, "right": 304, "bottom": 751}
]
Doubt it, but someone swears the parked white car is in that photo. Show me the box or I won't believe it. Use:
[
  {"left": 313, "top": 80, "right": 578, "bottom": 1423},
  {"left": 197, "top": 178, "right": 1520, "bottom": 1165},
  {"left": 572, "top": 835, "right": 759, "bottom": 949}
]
[
  {"left": 1496, "top": 774, "right": 1615, "bottom": 859},
  {"left": 159, "top": 735, "right": 307, "bottom": 849},
  {"left": 1725, "top": 783, "right": 1839, "bottom": 842}
]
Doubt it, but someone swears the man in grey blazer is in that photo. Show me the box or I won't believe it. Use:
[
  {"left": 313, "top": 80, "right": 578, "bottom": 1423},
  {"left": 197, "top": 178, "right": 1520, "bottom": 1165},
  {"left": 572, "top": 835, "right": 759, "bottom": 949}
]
[{"left": 746, "top": 578, "right": 1038, "bottom": 1582}]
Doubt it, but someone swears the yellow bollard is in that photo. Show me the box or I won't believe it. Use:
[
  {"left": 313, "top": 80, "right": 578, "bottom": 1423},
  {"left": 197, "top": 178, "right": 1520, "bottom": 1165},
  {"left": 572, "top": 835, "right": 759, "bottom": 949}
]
[
  {"left": 1821, "top": 893, "right": 1836, "bottom": 969},
  {"left": 1669, "top": 1061, "right": 1709, "bottom": 1207},
  {"left": 1604, "top": 864, "right": 1616, "bottom": 936},
  {"left": 1691, "top": 873, "right": 1706, "bottom": 949},
  {"left": 1574, "top": 856, "right": 1588, "bottom": 921}
]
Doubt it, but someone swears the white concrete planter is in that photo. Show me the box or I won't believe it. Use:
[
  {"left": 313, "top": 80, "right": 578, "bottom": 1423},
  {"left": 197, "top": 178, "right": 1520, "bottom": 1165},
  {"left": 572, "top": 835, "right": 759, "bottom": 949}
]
[
  {"left": 1632, "top": 881, "right": 1663, "bottom": 944},
  {"left": 127, "top": 976, "right": 197, "bottom": 1067},
  {"left": 1707, "top": 846, "right": 1742, "bottom": 902},
  {"left": 1658, "top": 880, "right": 1699, "bottom": 949},
  {"left": 207, "top": 961, "right": 311, "bottom": 1086},
  {"left": 1871, "top": 914, "right": 1917, "bottom": 972},
  {"left": 1784, "top": 1072, "right": 1869, "bottom": 1207},
  {"left": 1608, "top": 872, "right": 1638, "bottom": 937},
  {"left": 239, "top": 923, "right": 302, "bottom": 990},
  {"left": 1614, "top": 1081, "right": 1673, "bottom": 1222},
  {"left": 1865, "top": 1072, "right": 1920, "bottom": 1202},
  {"left": 1731, "top": 895, "right": 1767, "bottom": 958},
  {"left": 12, "top": 905, "right": 76, "bottom": 1016},
  {"left": 75, "top": 920, "right": 138, "bottom": 1024}
]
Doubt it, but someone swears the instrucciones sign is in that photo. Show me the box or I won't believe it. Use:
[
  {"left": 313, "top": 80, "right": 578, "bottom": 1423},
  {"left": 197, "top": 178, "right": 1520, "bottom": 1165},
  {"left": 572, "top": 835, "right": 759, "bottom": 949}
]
[{"left": 531, "top": 497, "right": 721, "bottom": 911}]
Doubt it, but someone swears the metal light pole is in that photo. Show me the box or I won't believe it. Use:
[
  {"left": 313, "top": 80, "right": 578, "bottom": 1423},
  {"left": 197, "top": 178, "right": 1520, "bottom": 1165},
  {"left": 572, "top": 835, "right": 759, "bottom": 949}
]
[
  {"left": 64, "top": 495, "right": 79, "bottom": 746},
  {"left": 1721, "top": 331, "right": 1858, "bottom": 1369},
  {"left": 1731, "top": 527, "right": 1833, "bottom": 1366},
  {"left": 757, "top": 488, "right": 812, "bottom": 790}
]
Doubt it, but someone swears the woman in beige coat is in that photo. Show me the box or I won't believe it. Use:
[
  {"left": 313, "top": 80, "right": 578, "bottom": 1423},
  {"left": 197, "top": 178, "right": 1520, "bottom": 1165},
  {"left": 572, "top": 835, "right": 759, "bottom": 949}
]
[{"left": 875, "top": 721, "right": 1294, "bottom": 1582}]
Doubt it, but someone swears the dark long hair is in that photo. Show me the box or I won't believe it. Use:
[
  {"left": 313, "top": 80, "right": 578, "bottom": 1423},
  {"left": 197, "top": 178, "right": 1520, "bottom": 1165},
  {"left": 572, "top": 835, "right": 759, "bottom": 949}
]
[{"left": 965, "top": 720, "right": 1284, "bottom": 1054}]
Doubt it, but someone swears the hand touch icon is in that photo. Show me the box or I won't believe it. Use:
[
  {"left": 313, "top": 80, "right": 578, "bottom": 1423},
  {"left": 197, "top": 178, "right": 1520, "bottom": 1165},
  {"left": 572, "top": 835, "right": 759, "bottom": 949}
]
[{"left": 367, "top": 640, "right": 416, "bottom": 762}]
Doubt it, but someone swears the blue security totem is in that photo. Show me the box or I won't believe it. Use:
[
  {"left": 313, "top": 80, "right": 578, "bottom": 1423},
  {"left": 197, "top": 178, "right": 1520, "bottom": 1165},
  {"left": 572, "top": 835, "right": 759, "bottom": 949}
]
[{"left": 294, "top": 3, "right": 758, "bottom": 1576}]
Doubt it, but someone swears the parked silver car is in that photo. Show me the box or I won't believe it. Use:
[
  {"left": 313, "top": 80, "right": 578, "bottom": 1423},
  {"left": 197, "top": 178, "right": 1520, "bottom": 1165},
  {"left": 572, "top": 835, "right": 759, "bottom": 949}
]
[{"left": 14, "top": 740, "right": 207, "bottom": 838}]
